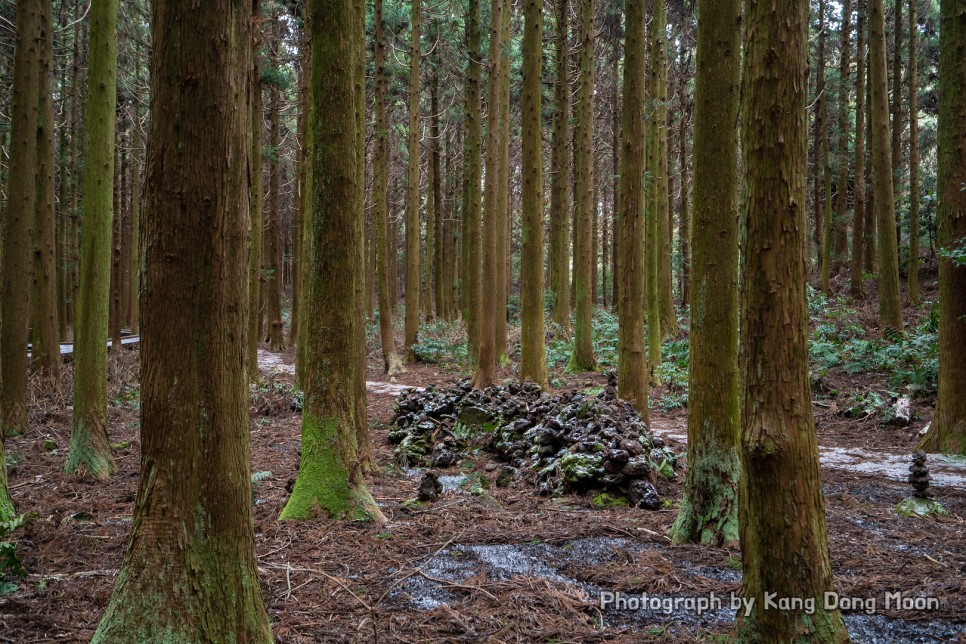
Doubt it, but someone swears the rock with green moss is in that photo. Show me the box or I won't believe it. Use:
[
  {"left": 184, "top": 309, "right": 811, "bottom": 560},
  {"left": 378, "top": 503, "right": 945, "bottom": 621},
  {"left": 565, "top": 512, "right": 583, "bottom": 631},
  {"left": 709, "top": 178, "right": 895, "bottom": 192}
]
[
  {"left": 592, "top": 493, "right": 630, "bottom": 508},
  {"left": 895, "top": 497, "right": 950, "bottom": 518}
]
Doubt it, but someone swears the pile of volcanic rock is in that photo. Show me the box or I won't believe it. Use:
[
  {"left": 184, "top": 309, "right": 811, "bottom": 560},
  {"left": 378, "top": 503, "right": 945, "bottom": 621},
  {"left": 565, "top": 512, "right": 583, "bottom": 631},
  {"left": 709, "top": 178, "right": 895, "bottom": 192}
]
[{"left": 388, "top": 375, "right": 678, "bottom": 509}]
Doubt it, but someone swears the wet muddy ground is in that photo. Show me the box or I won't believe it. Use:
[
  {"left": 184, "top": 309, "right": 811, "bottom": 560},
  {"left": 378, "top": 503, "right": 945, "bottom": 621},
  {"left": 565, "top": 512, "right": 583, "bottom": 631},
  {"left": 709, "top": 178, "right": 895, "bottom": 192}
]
[{"left": 1, "top": 345, "right": 964, "bottom": 643}]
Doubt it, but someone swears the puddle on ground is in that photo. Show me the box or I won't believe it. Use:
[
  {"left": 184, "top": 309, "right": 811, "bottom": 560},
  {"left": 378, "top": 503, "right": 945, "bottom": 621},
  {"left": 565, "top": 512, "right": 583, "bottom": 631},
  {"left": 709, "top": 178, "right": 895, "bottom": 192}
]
[
  {"left": 391, "top": 537, "right": 964, "bottom": 641},
  {"left": 257, "top": 349, "right": 423, "bottom": 395},
  {"left": 651, "top": 421, "right": 966, "bottom": 490}
]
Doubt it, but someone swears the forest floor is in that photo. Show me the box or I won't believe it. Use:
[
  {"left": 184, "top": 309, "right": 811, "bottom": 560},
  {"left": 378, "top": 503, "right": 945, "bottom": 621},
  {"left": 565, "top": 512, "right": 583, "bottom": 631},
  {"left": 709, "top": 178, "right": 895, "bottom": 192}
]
[{"left": 2, "top": 275, "right": 966, "bottom": 643}]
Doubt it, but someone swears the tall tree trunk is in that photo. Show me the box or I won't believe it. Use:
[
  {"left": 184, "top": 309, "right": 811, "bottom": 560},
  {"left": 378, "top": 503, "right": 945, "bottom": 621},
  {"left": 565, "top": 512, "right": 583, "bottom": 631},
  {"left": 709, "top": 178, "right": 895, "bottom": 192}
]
[
  {"left": 473, "top": 0, "right": 505, "bottom": 388},
  {"left": 907, "top": 0, "right": 921, "bottom": 305},
  {"left": 120, "top": 127, "right": 132, "bottom": 330},
  {"left": 495, "top": 2, "right": 511, "bottom": 362},
  {"left": 374, "top": 0, "right": 405, "bottom": 375},
  {"left": 291, "top": 11, "right": 308, "bottom": 349},
  {"left": 246, "top": 5, "right": 264, "bottom": 381},
  {"left": 32, "top": 0, "right": 60, "bottom": 384},
  {"left": 431, "top": 73, "right": 445, "bottom": 319},
  {"left": 870, "top": 0, "right": 904, "bottom": 331},
  {"left": 645, "top": 9, "right": 662, "bottom": 372},
  {"left": 891, "top": 0, "right": 904, "bottom": 257},
  {"left": 265, "top": 15, "right": 285, "bottom": 351},
  {"left": 92, "top": 3, "right": 273, "bottom": 638},
  {"left": 567, "top": 0, "right": 597, "bottom": 372},
  {"left": 818, "top": 0, "right": 833, "bottom": 291},
  {"left": 549, "top": 0, "right": 571, "bottom": 335},
  {"left": 678, "top": 45, "right": 691, "bottom": 308},
  {"left": 282, "top": 0, "right": 384, "bottom": 522},
  {"left": 669, "top": 0, "right": 740, "bottom": 547},
  {"left": 852, "top": 0, "right": 868, "bottom": 298},
  {"left": 616, "top": 0, "right": 648, "bottom": 416},
  {"left": 864, "top": 64, "right": 877, "bottom": 273},
  {"left": 520, "top": 0, "right": 549, "bottom": 388},
  {"left": 611, "top": 43, "right": 620, "bottom": 310},
  {"left": 1, "top": 0, "right": 42, "bottom": 438},
  {"left": 425, "top": 125, "right": 436, "bottom": 322},
  {"left": 814, "top": 0, "right": 827, "bottom": 278},
  {"left": 404, "top": 0, "right": 422, "bottom": 363},
  {"left": 832, "top": 0, "right": 854, "bottom": 278},
  {"left": 919, "top": 1, "right": 966, "bottom": 455},
  {"left": 461, "top": 0, "right": 484, "bottom": 358},
  {"left": 130, "top": 98, "right": 142, "bottom": 334},
  {"left": 735, "top": 0, "right": 848, "bottom": 638},
  {"left": 66, "top": 0, "right": 118, "bottom": 476},
  {"left": 653, "top": 0, "right": 677, "bottom": 337},
  {"left": 66, "top": 0, "right": 82, "bottom": 336}
]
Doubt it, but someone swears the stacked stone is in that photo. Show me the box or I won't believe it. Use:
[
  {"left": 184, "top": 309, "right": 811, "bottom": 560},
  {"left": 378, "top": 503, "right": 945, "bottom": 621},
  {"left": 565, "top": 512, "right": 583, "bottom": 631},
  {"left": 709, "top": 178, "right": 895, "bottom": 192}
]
[{"left": 908, "top": 451, "right": 932, "bottom": 499}]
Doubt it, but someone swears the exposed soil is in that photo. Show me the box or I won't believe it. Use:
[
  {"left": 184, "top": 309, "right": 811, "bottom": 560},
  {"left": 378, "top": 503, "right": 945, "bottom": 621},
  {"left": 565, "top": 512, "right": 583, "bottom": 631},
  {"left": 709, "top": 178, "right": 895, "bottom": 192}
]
[{"left": 2, "top": 313, "right": 965, "bottom": 642}]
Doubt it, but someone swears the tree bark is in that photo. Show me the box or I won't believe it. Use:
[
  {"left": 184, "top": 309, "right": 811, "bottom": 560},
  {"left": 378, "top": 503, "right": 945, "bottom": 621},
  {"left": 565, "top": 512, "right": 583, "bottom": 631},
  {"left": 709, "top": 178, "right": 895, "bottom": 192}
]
[
  {"left": 919, "top": 1, "right": 966, "bottom": 455},
  {"left": 265, "top": 14, "right": 285, "bottom": 350},
  {"left": 473, "top": 0, "right": 505, "bottom": 388},
  {"left": 832, "top": 0, "right": 854, "bottom": 278},
  {"left": 669, "top": 0, "right": 740, "bottom": 547},
  {"left": 1, "top": 0, "right": 42, "bottom": 437},
  {"left": 735, "top": 0, "right": 849, "bottom": 639},
  {"left": 520, "top": 0, "right": 549, "bottom": 388},
  {"left": 616, "top": 0, "right": 648, "bottom": 417},
  {"left": 870, "top": 0, "right": 904, "bottom": 331},
  {"left": 907, "top": 0, "right": 921, "bottom": 305},
  {"left": 246, "top": 4, "right": 264, "bottom": 381},
  {"left": 495, "top": 2, "right": 511, "bottom": 362},
  {"left": 549, "top": 0, "right": 572, "bottom": 334},
  {"left": 852, "top": 0, "right": 868, "bottom": 298},
  {"left": 281, "top": 0, "right": 384, "bottom": 522},
  {"left": 404, "top": 0, "right": 422, "bottom": 363},
  {"left": 567, "top": 0, "right": 597, "bottom": 372},
  {"left": 461, "top": 0, "right": 484, "bottom": 359},
  {"left": 67, "top": 0, "right": 118, "bottom": 477},
  {"left": 891, "top": 0, "right": 904, "bottom": 256}
]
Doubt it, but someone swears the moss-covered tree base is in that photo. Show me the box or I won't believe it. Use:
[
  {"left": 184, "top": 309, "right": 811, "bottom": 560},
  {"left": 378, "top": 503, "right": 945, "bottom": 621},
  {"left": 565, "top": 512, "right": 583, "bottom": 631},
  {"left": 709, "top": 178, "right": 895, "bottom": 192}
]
[
  {"left": 669, "top": 445, "right": 739, "bottom": 546},
  {"left": 733, "top": 608, "right": 849, "bottom": 644},
  {"left": 64, "top": 419, "right": 116, "bottom": 479},
  {"left": 281, "top": 413, "right": 385, "bottom": 522}
]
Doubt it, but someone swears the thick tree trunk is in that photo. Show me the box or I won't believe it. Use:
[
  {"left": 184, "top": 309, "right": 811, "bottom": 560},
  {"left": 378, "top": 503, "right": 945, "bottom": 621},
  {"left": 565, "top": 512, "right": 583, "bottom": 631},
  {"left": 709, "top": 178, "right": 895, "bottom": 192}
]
[
  {"left": 907, "top": 0, "right": 921, "bottom": 305},
  {"left": 67, "top": 0, "right": 118, "bottom": 477},
  {"left": 852, "top": 1, "right": 868, "bottom": 298},
  {"left": 1, "top": 0, "right": 42, "bottom": 438},
  {"left": 374, "top": 0, "right": 405, "bottom": 375},
  {"left": 567, "top": 0, "right": 597, "bottom": 372},
  {"left": 32, "top": 0, "right": 60, "bottom": 384},
  {"left": 870, "top": 0, "right": 904, "bottom": 331},
  {"left": 616, "top": 0, "right": 648, "bottom": 416},
  {"left": 404, "top": 0, "right": 422, "bottom": 363},
  {"left": 282, "top": 0, "right": 384, "bottom": 522},
  {"left": 92, "top": 3, "right": 273, "bottom": 639},
  {"left": 735, "top": 0, "right": 849, "bottom": 639},
  {"left": 920, "top": 1, "right": 966, "bottom": 455},
  {"left": 891, "top": 0, "right": 904, "bottom": 257},
  {"left": 473, "top": 0, "right": 505, "bottom": 388},
  {"left": 520, "top": 0, "right": 549, "bottom": 388},
  {"left": 669, "top": 0, "right": 740, "bottom": 547},
  {"left": 549, "top": 0, "right": 571, "bottom": 334},
  {"left": 461, "top": 0, "right": 483, "bottom": 359}
]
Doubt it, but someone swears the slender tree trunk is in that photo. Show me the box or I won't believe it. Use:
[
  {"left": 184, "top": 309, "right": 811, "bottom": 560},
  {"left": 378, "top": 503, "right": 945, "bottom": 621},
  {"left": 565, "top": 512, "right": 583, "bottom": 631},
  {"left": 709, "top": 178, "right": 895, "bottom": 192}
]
[
  {"left": 431, "top": 74, "right": 444, "bottom": 319},
  {"left": 678, "top": 46, "right": 691, "bottom": 307},
  {"left": 92, "top": 3, "right": 273, "bottom": 638},
  {"left": 404, "top": 0, "right": 422, "bottom": 363},
  {"left": 67, "top": 0, "right": 118, "bottom": 477},
  {"left": 56, "top": 9, "right": 71, "bottom": 340},
  {"left": 291, "top": 12, "right": 308, "bottom": 348},
  {"left": 891, "top": 0, "right": 904, "bottom": 257},
  {"left": 669, "top": 0, "right": 740, "bottom": 547},
  {"left": 1, "top": 0, "right": 42, "bottom": 438},
  {"left": 495, "top": 2, "right": 511, "bottom": 362},
  {"left": 616, "top": 0, "right": 648, "bottom": 416},
  {"left": 265, "top": 15, "right": 285, "bottom": 350},
  {"left": 373, "top": 0, "right": 404, "bottom": 375},
  {"left": 461, "top": 0, "right": 483, "bottom": 359},
  {"left": 864, "top": 66, "right": 877, "bottom": 273},
  {"left": 907, "top": 0, "right": 921, "bottom": 305},
  {"left": 119, "top": 128, "right": 132, "bottom": 330},
  {"left": 282, "top": 0, "right": 385, "bottom": 523},
  {"left": 611, "top": 44, "right": 620, "bottom": 310},
  {"left": 549, "top": 0, "right": 571, "bottom": 334},
  {"left": 870, "top": 0, "right": 904, "bottom": 331},
  {"left": 645, "top": 9, "right": 662, "bottom": 373},
  {"left": 66, "top": 0, "right": 82, "bottom": 336},
  {"left": 130, "top": 97, "right": 142, "bottom": 334},
  {"left": 295, "top": 6, "right": 313, "bottom": 384},
  {"left": 473, "top": 0, "right": 505, "bottom": 388},
  {"left": 653, "top": 0, "right": 677, "bottom": 337},
  {"left": 520, "top": 0, "right": 549, "bottom": 388},
  {"left": 818, "top": 0, "right": 834, "bottom": 292},
  {"left": 833, "top": 0, "right": 854, "bottom": 279},
  {"left": 852, "top": 1, "right": 868, "bottom": 298},
  {"left": 919, "top": 1, "right": 966, "bottom": 455},
  {"left": 32, "top": 0, "right": 60, "bottom": 384},
  {"left": 567, "top": 0, "right": 597, "bottom": 372},
  {"left": 815, "top": 0, "right": 828, "bottom": 279},
  {"left": 425, "top": 126, "right": 436, "bottom": 322},
  {"left": 247, "top": 5, "right": 264, "bottom": 381},
  {"left": 735, "top": 0, "right": 848, "bottom": 638}
]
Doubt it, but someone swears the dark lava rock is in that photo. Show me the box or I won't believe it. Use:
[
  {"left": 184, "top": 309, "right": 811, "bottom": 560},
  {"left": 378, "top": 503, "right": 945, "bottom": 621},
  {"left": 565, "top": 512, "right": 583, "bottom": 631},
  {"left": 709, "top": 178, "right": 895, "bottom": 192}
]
[
  {"left": 388, "top": 378, "right": 679, "bottom": 510},
  {"left": 417, "top": 472, "right": 444, "bottom": 501}
]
